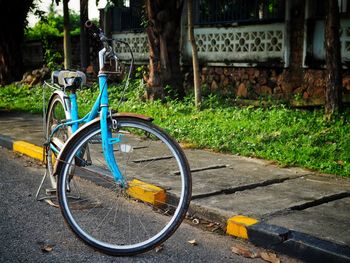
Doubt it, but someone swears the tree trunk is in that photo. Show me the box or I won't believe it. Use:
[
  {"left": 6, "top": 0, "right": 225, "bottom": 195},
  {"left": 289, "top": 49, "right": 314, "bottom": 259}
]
[
  {"left": 187, "top": 0, "right": 201, "bottom": 109},
  {"left": 0, "top": 0, "right": 33, "bottom": 85},
  {"left": 80, "top": 0, "right": 89, "bottom": 70},
  {"left": 325, "top": 0, "right": 343, "bottom": 120},
  {"left": 145, "top": 0, "right": 184, "bottom": 100},
  {"left": 63, "top": 0, "right": 72, "bottom": 69}
]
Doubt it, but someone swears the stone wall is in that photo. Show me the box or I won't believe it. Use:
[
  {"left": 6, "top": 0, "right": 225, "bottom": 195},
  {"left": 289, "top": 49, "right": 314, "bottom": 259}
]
[{"left": 184, "top": 66, "right": 350, "bottom": 104}]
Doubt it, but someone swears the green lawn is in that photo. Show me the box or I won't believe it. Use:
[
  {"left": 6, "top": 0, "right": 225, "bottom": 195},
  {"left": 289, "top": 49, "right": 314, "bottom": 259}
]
[{"left": 1, "top": 83, "right": 349, "bottom": 177}]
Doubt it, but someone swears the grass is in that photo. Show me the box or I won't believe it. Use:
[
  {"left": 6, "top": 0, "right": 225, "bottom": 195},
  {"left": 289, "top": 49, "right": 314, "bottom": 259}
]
[{"left": 0, "top": 82, "right": 349, "bottom": 177}]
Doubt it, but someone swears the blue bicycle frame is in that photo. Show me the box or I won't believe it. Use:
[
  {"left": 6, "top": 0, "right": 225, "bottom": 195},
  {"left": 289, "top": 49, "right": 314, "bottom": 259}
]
[{"left": 49, "top": 73, "right": 125, "bottom": 186}]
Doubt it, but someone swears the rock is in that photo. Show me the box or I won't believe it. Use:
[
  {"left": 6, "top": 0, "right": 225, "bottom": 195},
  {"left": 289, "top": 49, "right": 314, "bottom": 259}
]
[
  {"left": 211, "top": 80, "right": 219, "bottom": 91},
  {"left": 242, "top": 74, "right": 249, "bottom": 80},
  {"left": 220, "top": 74, "right": 226, "bottom": 82},
  {"left": 313, "top": 87, "right": 325, "bottom": 98},
  {"left": 256, "top": 85, "right": 272, "bottom": 95},
  {"left": 215, "top": 67, "right": 223, "bottom": 75},
  {"left": 343, "top": 76, "right": 350, "bottom": 90},
  {"left": 254, "top": 69, "right": 260, "bottom": 78},
  {"left": 20, "top": 66, "right": 50, "bottom": 86},
  {"left": 201, "top": 74, "right": 207, "bottom": 84},
  {"left": 258, "top": 76, "right": 267, "bottom": 85},
  {"left": 247, "top": 68, "right": 255, "bottom": 77},
  {"left": 293, "top": 86, "right": 305, "bottom": 94},
  {"left": 222, "top": 77, "right": 230, "bottom": 87},
  {"left": 223, "top": 68, "right": 230, "bottom": 76},
  {"left": 303, "top": 91, "right": 310, "bottom": 100},
  {"left": 237, "top": 83, "right": 248, "bottom": 97},
  {"left": 24, "top": 74, "right": 33, "bottom": 84}
]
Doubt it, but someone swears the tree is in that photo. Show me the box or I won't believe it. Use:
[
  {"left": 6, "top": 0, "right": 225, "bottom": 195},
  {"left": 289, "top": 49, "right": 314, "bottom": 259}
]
[
  {"left": 63, "top": 0, "right": 72, "bottom": 69},
  {"left": 0, "top": 0, "right": 34, "bottom": 85},
  {"left": 25, "top": 7, "right": 82, "bottom": 40},
  {"left": 325, "top": 0, "right": 343, "bottom": 120},
  {"left": 145, "top": 0, "right": 184, "bottom": 100},
  {"left": 187, "top": 0, "right": 201, "bottom": 109}
]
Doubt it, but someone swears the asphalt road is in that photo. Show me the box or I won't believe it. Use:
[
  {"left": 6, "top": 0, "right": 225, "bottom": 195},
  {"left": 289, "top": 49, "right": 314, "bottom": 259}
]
[{"left": 0, "top": 147, "right": 299, "bottom": 263}]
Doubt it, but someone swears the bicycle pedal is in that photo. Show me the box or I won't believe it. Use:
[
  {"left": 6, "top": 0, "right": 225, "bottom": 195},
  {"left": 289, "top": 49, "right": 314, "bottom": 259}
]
[{"left": 45, "top": 188, "right": 57, "bottom": 195}]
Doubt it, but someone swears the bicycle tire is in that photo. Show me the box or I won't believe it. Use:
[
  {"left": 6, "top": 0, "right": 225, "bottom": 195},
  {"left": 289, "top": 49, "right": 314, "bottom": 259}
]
[
  {"left": 46, "top": 94, "right": 72, "bottom": 189},
  {"left": 56, "top": 117, "right": 192, "bottom": 256}
]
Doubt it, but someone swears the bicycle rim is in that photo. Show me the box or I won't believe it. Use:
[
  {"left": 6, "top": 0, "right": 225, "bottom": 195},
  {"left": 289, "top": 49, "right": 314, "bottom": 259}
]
[{"left": 57, "top": 118, "right": 191, "bottom": 255}]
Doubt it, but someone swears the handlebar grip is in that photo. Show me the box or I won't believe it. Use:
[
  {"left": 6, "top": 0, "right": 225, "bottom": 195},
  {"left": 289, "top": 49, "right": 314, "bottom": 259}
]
[{"left": 85, "top": 20, "right": 100, "bottom": 37}]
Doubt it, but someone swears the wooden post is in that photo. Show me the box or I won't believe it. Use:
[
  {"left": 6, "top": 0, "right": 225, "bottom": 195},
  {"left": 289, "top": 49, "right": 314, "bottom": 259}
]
[
  {"left": 80, "top": 0, "right": 89, "bottom": 70},
  {"left": 63, "top": 0, "right": 72, "bottom": 69},
  {"left": 187, "top": 0, "right": 202, "bottom": 109}
]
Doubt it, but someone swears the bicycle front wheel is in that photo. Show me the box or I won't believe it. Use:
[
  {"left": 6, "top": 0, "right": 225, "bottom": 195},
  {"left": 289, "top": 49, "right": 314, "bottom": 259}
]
[{"left": 56, "top": 117, "right": 192, "bottom": 255}]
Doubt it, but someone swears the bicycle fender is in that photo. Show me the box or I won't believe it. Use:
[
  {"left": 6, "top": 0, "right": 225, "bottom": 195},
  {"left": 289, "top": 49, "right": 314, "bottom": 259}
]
[
  {"left": 115, "top": 112, "right": 153, "bottom": 122},
  {"left": 46, "top": 90, "right": 72, "bottom": 121},
  {"left": 54, "top": 113, "right": 153, "bottom": 175}
]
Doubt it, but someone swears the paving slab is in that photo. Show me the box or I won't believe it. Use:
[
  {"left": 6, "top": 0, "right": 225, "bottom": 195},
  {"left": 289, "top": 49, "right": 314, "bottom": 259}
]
[
  {"left": 0, "top": 111, "right": 43, "bottom": 145},
  {"left": 184, "top": 149, "right": 309, "bottom": 177},
  {"left": 184, "top": 149, "right": 311, "bottom": 197},
  {"left": 266, "top": 197, "right": 350, "bottom": 246},
  {"left": 192, "top": 175, "right": 350, "bottom": 219}
]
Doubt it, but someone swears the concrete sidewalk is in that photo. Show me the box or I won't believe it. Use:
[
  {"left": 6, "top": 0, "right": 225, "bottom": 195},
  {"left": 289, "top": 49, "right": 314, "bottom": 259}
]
[{"left": 0, "top": 110, "right": 349, "bottom": 262}]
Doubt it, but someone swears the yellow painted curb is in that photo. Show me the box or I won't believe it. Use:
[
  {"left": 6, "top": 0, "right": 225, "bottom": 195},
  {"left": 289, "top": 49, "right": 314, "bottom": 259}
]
[
  {"left": 13, "top": 141, "right": 44, "bottom": 162},
  {"left": 127, "top": 179, "right": 166, "bottom": 206},
  {"left": 226, "top": 215, "right": 259, "bottom": 239}
]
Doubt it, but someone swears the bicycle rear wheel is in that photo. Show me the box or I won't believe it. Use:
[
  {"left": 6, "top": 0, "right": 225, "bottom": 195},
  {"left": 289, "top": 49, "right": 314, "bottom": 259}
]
[
  {"left": 56, "top": 117, "right": 192, "bottom": 255},
  {"left": 46, "top": 94, "right": 71, "bottom": 189}
]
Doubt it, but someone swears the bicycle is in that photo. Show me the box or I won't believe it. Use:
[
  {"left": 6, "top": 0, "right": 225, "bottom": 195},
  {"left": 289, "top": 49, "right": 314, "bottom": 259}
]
[{"left": 37, "top": 21, "right": 192, "bottom": 256}]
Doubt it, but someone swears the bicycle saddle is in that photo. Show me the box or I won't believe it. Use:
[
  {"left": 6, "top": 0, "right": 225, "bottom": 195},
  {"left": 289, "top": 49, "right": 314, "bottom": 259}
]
[{"left": 52, "top": 70, "right": 86, "bottom": 89}]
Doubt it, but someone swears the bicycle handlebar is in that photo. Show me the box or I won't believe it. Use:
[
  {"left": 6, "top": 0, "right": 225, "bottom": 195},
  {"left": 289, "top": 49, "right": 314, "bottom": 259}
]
[
  {"left": 85, "top": 20, "right": 110, "bottom": 49},
  {"left": 84, "top": 20, "right": 134, "bottom": 73}
]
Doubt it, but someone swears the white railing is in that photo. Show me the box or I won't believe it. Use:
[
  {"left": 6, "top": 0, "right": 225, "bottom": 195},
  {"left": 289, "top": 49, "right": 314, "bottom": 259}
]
[
  {"left": 183, "top": 23, "right": 287, "bottom": 66},
  {"left": 112, "top": 23, "right": 287, "bottom": 65},
  {"left": 112, "top": 32, "right": 149, "bottom": 62}
]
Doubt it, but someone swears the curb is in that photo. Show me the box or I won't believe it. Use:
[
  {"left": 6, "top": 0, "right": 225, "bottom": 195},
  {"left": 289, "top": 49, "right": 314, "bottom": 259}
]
[
  {"left": 247, "top": 222, "right": 350, "bottom": 263},
  {"left": 225, "top": 215, "right": 350, "bottom": 263},
  {"left": 0, "top": 135, "right": 44, "bottom": 161},
  {"left": 1, "top": 135, "right": 350, "bottom": 262}
]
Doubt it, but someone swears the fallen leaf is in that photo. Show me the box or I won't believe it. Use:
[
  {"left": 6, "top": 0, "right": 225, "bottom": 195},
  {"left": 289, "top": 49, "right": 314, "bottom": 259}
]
[
  {"left": 188, "top": 239, "right": 198, "bottom": 246},
  {"left": 260, "top": 251, "right": 280, "bottom": 263},
  {"left": 155, "top": 245, "right": 164, "bottom": 253},
  {"left": 41, "top": 244, "right": 54, "bottom": 253},
  {"left": 231, "top": 244, "right": 258, "bottom": 258},
  {"left": 206, "top": 223, "right": 215, "bottom": 228}
]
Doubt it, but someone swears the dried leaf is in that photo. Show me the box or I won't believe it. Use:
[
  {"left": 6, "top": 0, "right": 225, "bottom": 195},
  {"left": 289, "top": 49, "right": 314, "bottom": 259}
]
[
  {"left": 41, "top": 244, "right": 54, "bottom": 253},
  {"left": 206, "top": 223, "right": 215, "bottom": 228},
  {"left": 260, "top": 251, "right": 280, "bottom": 263},
  {"left": 188, "top": 239, "right": 198, "bottom": 246},
  {"left": 44, "top": 199, "right": 59, "bottom": 208},
  {"left": 231, "top": 244, "right": 258, "bottom": 258},
  {"left": 155, "top": 245, "right": 164, "bottom": 253}
]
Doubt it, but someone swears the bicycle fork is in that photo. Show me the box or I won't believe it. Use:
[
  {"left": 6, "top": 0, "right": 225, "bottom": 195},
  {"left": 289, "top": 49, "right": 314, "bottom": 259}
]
[{"left": 98, "top": 74, "right": 126, "bottom": 187}]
